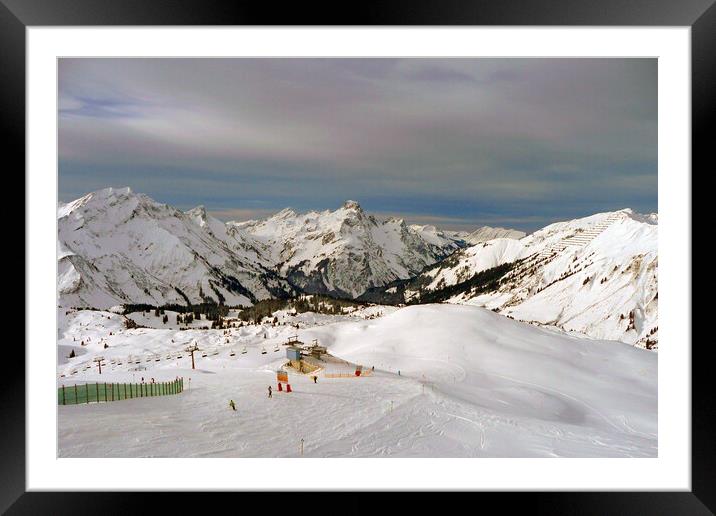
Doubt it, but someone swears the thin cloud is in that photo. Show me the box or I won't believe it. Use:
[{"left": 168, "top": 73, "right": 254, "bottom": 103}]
[{"left": 58, "top": 58, "right": 657, "bottom": 232}]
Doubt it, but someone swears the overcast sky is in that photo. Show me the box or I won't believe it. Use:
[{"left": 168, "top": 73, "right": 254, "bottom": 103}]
[{"left": 58, "top": 58, "right": 657, "bottom": 232}]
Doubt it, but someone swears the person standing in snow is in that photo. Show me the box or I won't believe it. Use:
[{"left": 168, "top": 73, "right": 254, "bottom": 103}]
[
  {"left": 268, "top": 386, "right": 272, "bottom": 398},
  {"left": 313, "top": 376, "right": 317, "bottom": 384},
  {"left": 229, "top": 399, "right": 236, "bottom": 411}
]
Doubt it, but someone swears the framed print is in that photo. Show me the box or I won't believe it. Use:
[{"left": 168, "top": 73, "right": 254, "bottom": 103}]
[{"left": 4, "top": 0, "right": 712, "bottom": 512}]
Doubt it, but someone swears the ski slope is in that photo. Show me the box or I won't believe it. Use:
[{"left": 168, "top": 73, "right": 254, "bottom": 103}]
[{"left": 58, "top": 305, "right": 657, "bottom": 458}]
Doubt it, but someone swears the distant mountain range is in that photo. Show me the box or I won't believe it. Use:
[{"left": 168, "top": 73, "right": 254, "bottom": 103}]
[
  {"left": 58, "top": 188, "right": 466, "bottom": 307},
  {"left": 58, "top": 187, "right": 657, "bottom": 348}
]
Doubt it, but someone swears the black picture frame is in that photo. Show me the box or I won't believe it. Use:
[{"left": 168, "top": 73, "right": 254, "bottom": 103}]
[{"left": 4, "top": 0, "right": 710, "bottom": 512}]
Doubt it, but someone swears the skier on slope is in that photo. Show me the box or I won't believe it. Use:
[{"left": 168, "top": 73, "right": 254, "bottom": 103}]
[
  {"left": 229, "top": 399, "right": 236, "bottom": 411},
  {"left": 268, "top": 386, "right": 272, "bottom": 398},
  {"left": 313, "top": 376, "right": 317, "bottom": 384}
]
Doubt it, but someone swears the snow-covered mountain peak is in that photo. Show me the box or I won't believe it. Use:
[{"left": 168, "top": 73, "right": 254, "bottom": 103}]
[
  {"left": 233, "top": 201, "right": 464, "bottom": 297},
  {"left": 385, "top": 216, "right": 408, "bottom": 227},
  {"left": 619, "top": 208, "right": 657, "bottom": 225},
  {"left": 274, "top": 207, "right": 297, "bottom": 219},
  {"left": 57, "top": 189, "right": 295, "bottom": 308},
  {"left": 185, "top": 205, "right": 208, "bottom": 226},
  {"left": 341, "top": 199, "right": 362, "bottom": 211}
]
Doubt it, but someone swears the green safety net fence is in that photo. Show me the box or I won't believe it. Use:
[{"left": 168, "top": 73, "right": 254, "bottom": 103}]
[{"left": 58, "top": 378, "right": 183, "bottom": 405}]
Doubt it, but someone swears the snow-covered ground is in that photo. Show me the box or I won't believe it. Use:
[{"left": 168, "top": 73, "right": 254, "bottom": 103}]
[{"left": 58, "top": 304, "right": 656, "bottom": 458}]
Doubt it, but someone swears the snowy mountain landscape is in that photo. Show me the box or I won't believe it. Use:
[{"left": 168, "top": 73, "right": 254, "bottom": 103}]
[
  {"left": 363, "top": 209, "right": 658, "bottom": 349},
  {"left": 58, "top": 188, "right": 463, "bottom": 307},
  {"left": 57, "top": 188, "right": 658, "bottom": 458},
  {"left": 58, "top": 187, "right": 295, "bottom": 309},
  {"left": 44, "top": 55, "right": 668, "bottom": 474}
]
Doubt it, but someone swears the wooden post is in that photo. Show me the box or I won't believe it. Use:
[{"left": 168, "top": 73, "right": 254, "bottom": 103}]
[
  {"left": 61, "top": 385, "right": 66, "bottom": 405},
  {"left": 95, "top": 383, "right": 99, "bottom": 403},
  {"left": 186, "top": 343, "right": 199, "bottom": 370},
  {"left": 74, "top": 384, "right": 78, "bottom": 404},
  {"left": 111, "top": 383, "right": 114, "bottom": 401},
  {"left": 124, "top": 383, "right": 127, "bottom": 400}
]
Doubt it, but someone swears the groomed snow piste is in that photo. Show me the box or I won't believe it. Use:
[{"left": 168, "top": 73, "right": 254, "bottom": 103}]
[{"left": 58, "top": 304, "right": 656, "bottom": 458}]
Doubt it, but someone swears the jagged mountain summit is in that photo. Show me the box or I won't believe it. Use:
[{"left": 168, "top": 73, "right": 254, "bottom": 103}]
[
  {"left": 361, "top": 209, "right": 658, "bottom": 349},
  {"left": 58, "top": 187, "right": 294, "bottom": 309},
  {"left": 230, "top": 200, "right": 464, "bottom": 298}
]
